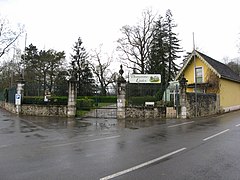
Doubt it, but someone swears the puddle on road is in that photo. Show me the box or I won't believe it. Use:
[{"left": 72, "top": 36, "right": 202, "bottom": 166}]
[
  {"left": 0, "top": 128, "right": 15, "bottom": 134},
  {"left": 0, "top": 114, "right": 168, "bottom": 140},
  {"left": 25, "top": 133, "right": 48, "bottom": 139},
  {"left": 19, "top": 115, "right": 167, "bottom": 131},
  {"left": 118, "top": 118, "right": 167, "bottom": 129},
  {"left": 0, "top": 117, "right": 40, "bottom": 134},
  {"left": 1, "top": 112, "right": 168, "bottom": 133},
  {"left": 21, "top": 116, "right": 93, "bottom": 130},
  {"left": 0, "top": 118, "right": 15, "bottom": 134}
]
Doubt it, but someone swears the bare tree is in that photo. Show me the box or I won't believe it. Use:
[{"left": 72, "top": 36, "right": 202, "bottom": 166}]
[
  {"left": 117, "top": 9, "right": 155, "bottom": 74},
  {"left": 206, "top": 69, "right": 220, "bottom": 94},
  {"left": 0, "top": 16, "right": 24, "bottom": 58},
  {"left": 89, "top": 46, "right": 115, "bottom": 96}
]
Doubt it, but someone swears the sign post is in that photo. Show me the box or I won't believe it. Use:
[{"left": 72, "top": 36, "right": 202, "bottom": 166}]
[
  {"left": 15, "top": 94, "right": 21, "bottom": 114},
  {"left": 15, "top": 94, "right": 21, "bottom": 105},
  {"left": 15, "top": 74, "right": 25, "bottom": 115}
]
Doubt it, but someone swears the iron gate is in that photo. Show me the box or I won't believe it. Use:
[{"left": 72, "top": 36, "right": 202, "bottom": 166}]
[{"left": 78, "top": 86, "right": 117, "bottom": 119}]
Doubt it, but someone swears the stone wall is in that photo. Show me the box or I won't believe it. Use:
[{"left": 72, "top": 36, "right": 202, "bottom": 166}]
[
  {"left": 0, "top": 101, "right": 68, "bottom": 117},
  {"left": 0, "top": 102, "right": 16, "bottom": 113},
  {"left": 186, "top": 93, "right": 220, "bottom": 118},
  {"left": 21, "top": 104, "right": 67, "bottom": 117},
  {"left": 126, "top": 107, "right": 166, "bottom": 119}
]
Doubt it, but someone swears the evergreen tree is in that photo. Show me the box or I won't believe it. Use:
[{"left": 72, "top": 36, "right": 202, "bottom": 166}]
[
  {"left": 70, "top": 37, "right": 95, "bottom": 96},
  {"left": 147, "top": 10, "right": 182, "bottom": 100},
  {"left": 21, "top": 44, "right": 40, "bottom": 96},
  {"left": 147, "top": 15, "right": 168, "bottom": 99},
  {"left": 54, "top": 70, "right": 68, "bottom": 96},
  {"left": 21, "top": 44, "right": 65, "bottom": 96},
  {"left": 165, "top": 9, "right": 182, "bottom": 82}
]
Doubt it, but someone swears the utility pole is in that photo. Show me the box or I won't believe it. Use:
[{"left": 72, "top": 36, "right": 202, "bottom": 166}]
[
  {"left": 23, "top": 33, "right": 27, "bottom": 78},
  {"left": 193, "top": 32, "right": 198, "bottom": 117}
]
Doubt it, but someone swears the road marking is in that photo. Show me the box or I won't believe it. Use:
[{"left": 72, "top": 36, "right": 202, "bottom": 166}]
[
  {"left": 85, "top": 136, "right": 120, "bottom": 142},
  {"left": 0, "top": 145, "right": 10, "bottom": 149},
  {"left": 42, "top": 135, "right": 120, "bottom": 148},
  {"left": 99, "top": 147, "right": 187, "bottom": 180},
  {"left": 168, "top": 121, "right": 194, "bottom": 128},
  {"left": 236, "top": 124, "right": 240, "bottom": 127},
  {"left": 203, "top": 129, "right": 230, "bottom": 141}
]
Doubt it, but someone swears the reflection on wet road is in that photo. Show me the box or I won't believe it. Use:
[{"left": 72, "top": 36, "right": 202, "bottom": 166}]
[{"left": 1, "top": 107, "right": 240, "bottom": 180}]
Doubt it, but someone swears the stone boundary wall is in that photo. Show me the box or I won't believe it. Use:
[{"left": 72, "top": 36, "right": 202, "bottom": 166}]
[
  {"left": 186, "top": 93, "right": 220, "bottom": 118},
  {"left": 126, "top": 107, "right": 166, "bottom": 119},
  {"left": 0, "top": 101, "right": 16, "bottom": 113},
  {"left": 0, "top": 101, "right": 68, "bottom": 117},
  {"left": 21, "top": 104, "right": 67, "bottom": 117}
]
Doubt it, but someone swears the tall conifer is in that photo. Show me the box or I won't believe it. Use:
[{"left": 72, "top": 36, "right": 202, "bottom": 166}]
[{"left": 70, "top": 37, "right": 95, "bottom": 96}]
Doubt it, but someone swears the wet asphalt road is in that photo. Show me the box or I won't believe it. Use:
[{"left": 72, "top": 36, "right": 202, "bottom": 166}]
[{"left": 0, "top": 108, "right": 240, "bottom": 180}]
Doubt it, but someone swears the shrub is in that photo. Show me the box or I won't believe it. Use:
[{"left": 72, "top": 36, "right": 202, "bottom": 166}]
[
  {"left": 50, "top": 96, "right": 68, "bottom": 105},
  {"left": 94, "top": 96, "right": 116, "bottom": 103},
  {"left": 76, "top": 98, "right": 94, "bottom": 110}
]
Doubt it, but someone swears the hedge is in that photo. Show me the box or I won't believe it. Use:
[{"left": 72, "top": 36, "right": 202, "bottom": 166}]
[
  {"left": 23, "top": 96, "right": 117, "bottom": 105},
  {"left": 22, "top": 96, "right": 116, "bottom": 109},
  {"left": 23, "top": 96, "right": 68, "bottom": 105},
  {"left": 77, "top": 96, "right": 116, "bottom": 103},
  {"left": 127, "top": 96, "right": 158, "bottom": 106}
]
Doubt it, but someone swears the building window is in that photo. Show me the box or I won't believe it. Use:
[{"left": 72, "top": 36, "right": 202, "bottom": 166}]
[{"left": 195, "top": 67, "right": 203, "bottom": 83}]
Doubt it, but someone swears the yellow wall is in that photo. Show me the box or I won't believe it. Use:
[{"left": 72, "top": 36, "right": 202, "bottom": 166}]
[
  {"left": 181, "top": 55, "right": 240, "bottom": 111},
  {"left": 183, "top": 57, "right": 210, "bottom": 92},
  {"left": 219, "top": 79, "right": 240, "bottom": 109}
]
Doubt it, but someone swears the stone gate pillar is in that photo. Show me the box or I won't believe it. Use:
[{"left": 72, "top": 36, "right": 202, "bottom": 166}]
[
  {"left": 67, "top": 77, "right": 77, "bottom": 117},
  {"left": 179, "top": 77, "right": 188, "bottom": 119},
  {"left": 16, "top": 74, "right": 25, "bottom": 114},
  {"left": 117, "top": 65, "right": 126, "bottom": 119}
]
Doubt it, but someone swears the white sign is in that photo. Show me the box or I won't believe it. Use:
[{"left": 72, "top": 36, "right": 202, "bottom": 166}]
[
  {"left": 129, "top": 74, "right": 161, "bottom": 84},
  {"left": 15, "top": 94, "right": 21, "bottom": 105}
]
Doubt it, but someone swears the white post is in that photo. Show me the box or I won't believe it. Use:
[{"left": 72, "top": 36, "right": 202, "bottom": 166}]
[{"left": 16, "top": 75, "right": 25, "bottom": 115}]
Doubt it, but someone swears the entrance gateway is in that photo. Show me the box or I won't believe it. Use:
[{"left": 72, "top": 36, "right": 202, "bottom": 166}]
[
  {"left": 81, "top": 86, "right": 117, "bottom": 119},
  {"left": 117, "top": 71, "right": 164, "bottom": 120},
  {"left": 85, "top": 69, "right": 162, "bottom": 119},
  {"left": 127, "top": 73, "right": 161, "bottom": 107}
]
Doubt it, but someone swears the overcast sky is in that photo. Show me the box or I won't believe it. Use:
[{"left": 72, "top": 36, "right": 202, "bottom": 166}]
[{"left": 1, "top": 0, "right": 240, "bottom": 64}]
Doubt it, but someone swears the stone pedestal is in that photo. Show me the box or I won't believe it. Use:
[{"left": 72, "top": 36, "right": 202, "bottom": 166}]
[
  {"left": 117, "top": 65, "right": 126, "bottom": 120},
  {"left": 117, "top": 82, "right": 126, "bottom": 119},
  {"left": 67, "top": 79, "right": 77, "bottom": 117},
  {"left": 179, "top": 77, "right": 188, "bottom": 119}
]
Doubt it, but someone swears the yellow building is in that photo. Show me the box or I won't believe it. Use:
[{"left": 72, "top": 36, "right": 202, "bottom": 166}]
[{"left": 175, "top": 50, "right": 240, "bottom": 112}]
